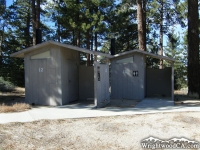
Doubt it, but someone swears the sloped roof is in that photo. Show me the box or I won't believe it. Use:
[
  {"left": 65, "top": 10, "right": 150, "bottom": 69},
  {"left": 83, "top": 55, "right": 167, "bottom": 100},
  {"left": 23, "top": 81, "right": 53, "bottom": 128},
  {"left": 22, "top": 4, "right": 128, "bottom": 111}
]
[
  {"left": 10, "top": 40, "right": 175, "bottom": 62},
  {"left": 111, "top": 49, "right": 175, "bottom": 62},
  {"left": 10, "top": 40, "right": 113, "bottom": 58}
]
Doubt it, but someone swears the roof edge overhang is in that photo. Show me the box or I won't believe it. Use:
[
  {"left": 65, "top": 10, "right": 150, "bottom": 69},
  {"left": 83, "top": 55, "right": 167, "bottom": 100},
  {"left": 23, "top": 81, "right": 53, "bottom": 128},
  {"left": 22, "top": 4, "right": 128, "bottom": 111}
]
[
  {"left": 110, "top": 49, "right": 175, "bottom": 62},
  {"left": 10, "top": 41, "right": 51, "bottom": 58},
  {"left": 10, "top": 40, "right": 113, "bottom": 58},
  {"left": 10, "top": 41, "right": 175, "bottom": 62}
]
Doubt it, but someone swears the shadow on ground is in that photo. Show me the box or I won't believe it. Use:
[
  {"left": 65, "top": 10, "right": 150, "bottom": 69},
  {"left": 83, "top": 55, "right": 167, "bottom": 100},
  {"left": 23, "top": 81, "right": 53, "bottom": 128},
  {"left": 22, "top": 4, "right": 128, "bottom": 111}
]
[{"left": 1, "top": 87, "right": 200, "bottom": 113}]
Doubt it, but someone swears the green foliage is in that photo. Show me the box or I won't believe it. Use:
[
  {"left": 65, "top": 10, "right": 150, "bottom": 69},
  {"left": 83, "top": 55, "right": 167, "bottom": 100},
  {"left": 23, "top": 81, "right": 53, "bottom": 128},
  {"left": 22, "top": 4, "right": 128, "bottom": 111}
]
[
  {"left": 0, "top": 0, "right": 194, "bottom": 91},
  {"left": 0, "top": 0, "right": 5, "bottom": 15},
  {"left": 0, "top": 0, "right": 52, "bottom": 86},
  {"left": 165, "top": 31, "right": 187, "bottom": 90},
  {"left": 146, "top": 0, "right": 186, "bottom": 54},
  {"left": 0, "top": 77, "right": 15, "bottom": 92},
  {"left": 0, "top": 36, "right": 25, "bottom": 86},
  {"left": 0, "top": 0, "right": 28, "bottom": 87},
  {"left": 146, "top": 38, "right": 160, "bottom": 68},
  {"left": 101, "top": 0, "right": 138, "bottom": 53}
]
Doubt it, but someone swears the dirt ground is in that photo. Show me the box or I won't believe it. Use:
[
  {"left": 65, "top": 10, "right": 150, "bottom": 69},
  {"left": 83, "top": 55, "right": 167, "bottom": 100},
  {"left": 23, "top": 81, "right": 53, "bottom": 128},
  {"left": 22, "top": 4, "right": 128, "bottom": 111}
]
[
  {"left": 174, "top": 88, "right": 200, "bottom": 106},
  {"left": 0, "top": 87, "right": 25, "bottom": 105},
  {"left": 0, "top": 111, "right": 200, "bottom": 150},
  {"left": 1, "top": 88, "right": 200, "bottom": 149},
  {"left": 0, "top": 88, "right": 141, "bottom": 108},
  {"left": 2, "top": 87, "right": 200, "bottom": 107}
]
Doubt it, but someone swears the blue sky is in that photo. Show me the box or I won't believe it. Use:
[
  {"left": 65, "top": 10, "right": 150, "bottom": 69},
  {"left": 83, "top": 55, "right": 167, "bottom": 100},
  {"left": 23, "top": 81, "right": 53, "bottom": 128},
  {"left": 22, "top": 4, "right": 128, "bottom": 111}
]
[
  {"left": 6, "top": 0, "right": 13, "bottom": 7},
  {"left": 6, "top": 0, "right": 185, "bottom": 51}
]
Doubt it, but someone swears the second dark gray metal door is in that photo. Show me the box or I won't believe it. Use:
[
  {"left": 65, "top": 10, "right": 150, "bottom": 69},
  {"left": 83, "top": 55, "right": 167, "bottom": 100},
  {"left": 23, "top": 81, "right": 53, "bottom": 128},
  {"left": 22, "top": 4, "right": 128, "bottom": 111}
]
[{"left": 68, "top": 60, "right": 78, "bottom": 102}]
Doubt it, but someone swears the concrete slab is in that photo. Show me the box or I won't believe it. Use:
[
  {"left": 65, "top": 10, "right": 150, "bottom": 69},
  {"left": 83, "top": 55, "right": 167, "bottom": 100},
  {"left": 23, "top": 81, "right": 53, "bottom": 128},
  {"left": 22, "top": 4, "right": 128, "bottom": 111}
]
[
  {"left": 0, "top": 111, "right": 34, "bottom": 124},
  {"left": 1, "top": 98, "right": 200, "bottom": 124},
  {"left": 107, "top": 99, "right": 140, "bottom": 108},
  {"left": 132, "top": 98, "right": 176, "bottom": 112},
  {"left": 135, "top": 98, "right": 174, "bottom": 108}
]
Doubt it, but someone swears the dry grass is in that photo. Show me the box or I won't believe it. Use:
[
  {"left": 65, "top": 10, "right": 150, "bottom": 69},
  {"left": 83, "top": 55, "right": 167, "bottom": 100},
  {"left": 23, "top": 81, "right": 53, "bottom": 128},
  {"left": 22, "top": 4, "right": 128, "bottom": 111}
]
[
  {"left": 0, "top": 103, "right": 31, "bottom": 113},
  {"left": 0, "top": 87, "right": 29, "bottom": 113},
  {"left": 1, "top": 112, "right": 200, "bottom": 149},
  {"left": 174, "top": 88, "right": 200, "bottom": 106}
]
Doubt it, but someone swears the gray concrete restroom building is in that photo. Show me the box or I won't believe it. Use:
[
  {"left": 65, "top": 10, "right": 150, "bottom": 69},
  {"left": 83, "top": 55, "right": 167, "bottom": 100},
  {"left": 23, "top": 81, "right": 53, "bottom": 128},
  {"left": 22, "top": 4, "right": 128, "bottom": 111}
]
[
  {"left": 11, "top": 41, "right": 175, "bottom": 107},
  {"left": 11, "top": 41, "right": 111, "bottom": 107},
  {"left": 110, "top": 50, "right": 175, "bottom": 100}
]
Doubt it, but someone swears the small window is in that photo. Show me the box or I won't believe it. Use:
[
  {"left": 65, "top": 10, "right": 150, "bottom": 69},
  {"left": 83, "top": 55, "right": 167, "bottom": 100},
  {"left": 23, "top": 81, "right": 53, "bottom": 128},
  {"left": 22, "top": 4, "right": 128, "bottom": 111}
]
[
  {"left": 31, "top": 51, "right": 50, "bottom": 59},
  {"left": 116, "top": 56, "right": 133, "bottom": 63}
]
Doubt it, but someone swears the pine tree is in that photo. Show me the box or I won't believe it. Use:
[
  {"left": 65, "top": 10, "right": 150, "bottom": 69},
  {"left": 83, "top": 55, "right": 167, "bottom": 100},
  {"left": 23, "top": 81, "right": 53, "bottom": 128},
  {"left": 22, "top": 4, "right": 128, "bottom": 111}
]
[
  {"left": 146, "top": 0, "right": 184, "bottom": 68},
  {"left": 137, "top": 0, "right": 145, "bottom": 50},
  {"left": 32, "top": 0, "right": 41, "bottom": 45},
  {"left": 187, "top": 0, "right": 199, "bottom": 97},
  {"left": 0, "top": 0, "right": 50, "bottom": 86},
  {"left": 51, "top": 0, "right": 113, "bottom": 64},
  {"left": 0, "top": 0, "right": 6, "bottom": 67},
  {"left": 165, "top": 31, "right": 187, "bottom": 89},
  {"left": 101, "top": 0, "right": 138, "bottom": 53}
]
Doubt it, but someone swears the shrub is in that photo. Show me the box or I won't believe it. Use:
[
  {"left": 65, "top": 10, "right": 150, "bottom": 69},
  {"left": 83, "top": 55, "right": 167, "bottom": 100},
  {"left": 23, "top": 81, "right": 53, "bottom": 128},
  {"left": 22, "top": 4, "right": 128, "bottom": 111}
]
[{"left": 0, "top": 77, "right": 15, "bottom": 92}]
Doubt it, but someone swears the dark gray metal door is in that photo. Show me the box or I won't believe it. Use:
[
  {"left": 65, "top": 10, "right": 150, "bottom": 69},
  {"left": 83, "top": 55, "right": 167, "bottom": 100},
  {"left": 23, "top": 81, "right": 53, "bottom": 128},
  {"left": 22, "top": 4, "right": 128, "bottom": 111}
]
[{"left": 68, "top": 60, "right": 78, "bottom": 102}]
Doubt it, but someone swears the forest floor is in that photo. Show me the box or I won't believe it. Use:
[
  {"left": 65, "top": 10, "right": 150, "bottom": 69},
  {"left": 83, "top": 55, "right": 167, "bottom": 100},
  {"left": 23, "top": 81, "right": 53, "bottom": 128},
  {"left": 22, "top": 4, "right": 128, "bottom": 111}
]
[
  {"left": 174, "top": 88, "right": 200, "bottom": 106},
  {"left": 0, "top": 88, "right": 30, "bottom": 113},
  {"left": 0, "top": 87, "right": 25, "bottom": 105},
  {"left": 1, "top": 87, "right": 200, "bottom": 107},
  {"left": 1, "top": 88, "right": 200, "bottom": 149},
  {"left": 1, "top": 111, "right": 200, "bottom": 149}
]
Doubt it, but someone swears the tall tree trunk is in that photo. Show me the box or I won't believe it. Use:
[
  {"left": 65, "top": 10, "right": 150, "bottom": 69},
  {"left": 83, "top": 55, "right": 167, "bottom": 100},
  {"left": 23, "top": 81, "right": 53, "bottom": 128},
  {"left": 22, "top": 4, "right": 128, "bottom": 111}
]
[
  {"left": 56, "top": 1, "right": 61, "bottom": 42},
  {"left": 25, "top": 0, "right": 31, "bottom": 48},
  {"left": 85, "top": 0, "right": 91, "bottom": 66},
  {"left": 94, "top": 32, "right": 97, "bottom": 61},
  {"left": 127, "top": 35, "right": 130, "bottom": 51},
  {"left": 32, "top": 0, "right": 36, "bottom": 45},
  {"left": 91, "top": 32, "right": 93, "bottom": 64},
  {"left": 32, "top": 0, "right": 40, "bottom": 45},
  {"left": 77, "top": 31, "right": 80, "bottom": 64},
  {"left": 137, "top": 0, "right": 145, "bottom": 50},
  {"left": 58, "top": 24, "right": 61, "bottom": 42},
  {"left": 142, "top": 0, "right": 146, "bottom": 51},
  {"left": 0, "top": 36, "right": 2, "bottom": 68},
  {"left": 76, "top": 31, "right": 80, "bottom": 47},
  {"left": 86, "top": 30, "right": 90, "bottom": 66},
  {"left": 36, "top": 0, "right": 40, "bottom": 29},
  {"left": 94, "top": 5, "right": 98, "bottom": 61},
  {"left": 76, "top": 0, "right": 81, "bottom": 64},
  {"left": 188, "top": 0, "right": 199, "bottom": 97},
  {"left": 0, "top": 0, "right": 6, "bottom": 67},
  {"left": 25, "top": 12, "right": 31, "bottom": 47},
  {"left": 76, "top": 0, "right": 80, "bottom": 46},
  {"left": 0, "top": 26, "right": 4, "bottom": 68},
  {"left": 72, "top": 30, "right": 75, "bottom": 45},
  {"left": 159, "top": 0, "right": 163, "bottom": 69}
]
